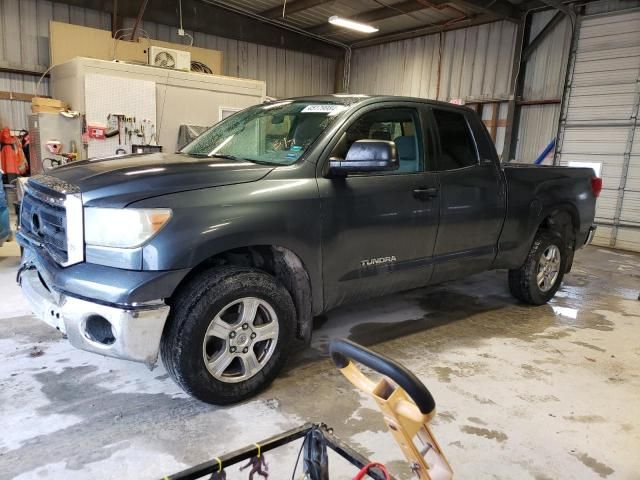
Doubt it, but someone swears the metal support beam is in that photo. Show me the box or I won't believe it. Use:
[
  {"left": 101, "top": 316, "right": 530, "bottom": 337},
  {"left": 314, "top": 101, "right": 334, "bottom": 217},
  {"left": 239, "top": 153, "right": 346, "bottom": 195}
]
[
  {"left": 0, "top": 65, "right": 47, "bottom": 76},
  {"left": 351, "top": 13, "right": 497, "bottom": 48},
  {"left": 501, "top": 17, "right": 526, "bottom": 162},
  {"left": 522, "top": 10, "right": 564, "bottom": 61},
  {"left": 310, "top": 0, "right": 431, "bottom": 35},
  {"left": 539, "top": 0, "right": 576, "bottom": 23},
  {"left": 516, "top": 98, "right": 561, "bottom": 105},
  {"left": 448, "top": 0, "right": 520, "bottom": 21},
  {"left": 261, "top": 0, "right": 330, "bottom": 19}
]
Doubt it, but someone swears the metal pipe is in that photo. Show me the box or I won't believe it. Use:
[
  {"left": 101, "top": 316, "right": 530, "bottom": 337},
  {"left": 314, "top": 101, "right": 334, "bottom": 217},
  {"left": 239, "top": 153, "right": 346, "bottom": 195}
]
[
  {"left": 165, "top": 423, "right": 313, "bottom": 480},
  {"left": 534, "top": 138, "right": 556, "bottom": 164},
  {"left": 130, "top": 0, "right": 150, "bottom": 41},
  {"left": 111, "top": 0, "right": 119, "bottom": 37}
]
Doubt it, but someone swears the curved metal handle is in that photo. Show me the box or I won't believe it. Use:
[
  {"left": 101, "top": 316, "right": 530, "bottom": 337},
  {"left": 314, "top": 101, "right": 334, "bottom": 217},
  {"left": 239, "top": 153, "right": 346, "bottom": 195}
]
[{"left": 330, "top": 338, "right": 436, "bottom": 415}]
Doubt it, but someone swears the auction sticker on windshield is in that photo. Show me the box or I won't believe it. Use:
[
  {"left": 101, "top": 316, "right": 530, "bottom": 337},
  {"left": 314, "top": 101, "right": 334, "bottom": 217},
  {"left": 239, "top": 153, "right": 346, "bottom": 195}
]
[{"left": 301, "top": 104, "right": 344, "bottom": 114}]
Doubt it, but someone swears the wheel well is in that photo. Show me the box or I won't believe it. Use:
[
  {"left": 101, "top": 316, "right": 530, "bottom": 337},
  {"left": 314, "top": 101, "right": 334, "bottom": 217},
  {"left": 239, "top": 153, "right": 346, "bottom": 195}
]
[
  {"left": 538, "top": 207, "right": 578, "bottom": 272},
  {"left": 171, "top": 246, "right": 313, "bottom": 343}
]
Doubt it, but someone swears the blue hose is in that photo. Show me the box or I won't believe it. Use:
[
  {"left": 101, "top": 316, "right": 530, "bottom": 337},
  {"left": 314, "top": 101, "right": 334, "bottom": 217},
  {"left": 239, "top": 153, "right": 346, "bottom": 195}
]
[{"left": 534, "top": 139, "right": 556, "bottom": 165}]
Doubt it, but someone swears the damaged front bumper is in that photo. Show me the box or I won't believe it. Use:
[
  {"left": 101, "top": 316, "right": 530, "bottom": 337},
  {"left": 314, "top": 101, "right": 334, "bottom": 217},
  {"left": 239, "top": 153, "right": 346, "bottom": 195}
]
[{"left": 18, "top": 266, "right": 170, "bottom": 366}]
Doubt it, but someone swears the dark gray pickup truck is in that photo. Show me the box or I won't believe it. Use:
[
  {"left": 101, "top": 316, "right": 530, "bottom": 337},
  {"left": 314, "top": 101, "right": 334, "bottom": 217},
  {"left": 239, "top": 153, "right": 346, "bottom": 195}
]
[{"left": 17, "top": 95, "right": 599, "bottom": 404}]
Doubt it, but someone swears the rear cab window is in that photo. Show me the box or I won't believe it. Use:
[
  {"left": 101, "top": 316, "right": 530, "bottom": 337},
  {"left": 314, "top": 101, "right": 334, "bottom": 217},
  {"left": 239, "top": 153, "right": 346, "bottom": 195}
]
[{"left": 432, "top": 108, "right": 479, "bottom": 171}]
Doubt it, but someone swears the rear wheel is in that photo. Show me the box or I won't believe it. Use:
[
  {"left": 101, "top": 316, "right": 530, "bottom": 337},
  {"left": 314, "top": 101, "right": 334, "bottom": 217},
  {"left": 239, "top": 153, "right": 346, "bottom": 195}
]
[
  {"left": 161, "top": 266, "right": 295, "bottom": 405},
  {"left": 508, "top": 230, "right": 567, "bottom": 305}
]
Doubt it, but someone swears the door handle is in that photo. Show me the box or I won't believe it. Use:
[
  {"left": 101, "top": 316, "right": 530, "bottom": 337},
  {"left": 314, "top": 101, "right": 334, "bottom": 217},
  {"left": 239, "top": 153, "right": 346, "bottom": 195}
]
[{"left": 413, "top": 187, "right": 439, "bottom": 200}]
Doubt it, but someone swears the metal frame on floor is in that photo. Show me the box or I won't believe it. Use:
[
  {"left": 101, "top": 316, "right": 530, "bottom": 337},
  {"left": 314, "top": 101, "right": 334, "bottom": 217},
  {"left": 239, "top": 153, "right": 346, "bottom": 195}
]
[{"left": 163, "top": 423, "right": 394, "bottom": 480}]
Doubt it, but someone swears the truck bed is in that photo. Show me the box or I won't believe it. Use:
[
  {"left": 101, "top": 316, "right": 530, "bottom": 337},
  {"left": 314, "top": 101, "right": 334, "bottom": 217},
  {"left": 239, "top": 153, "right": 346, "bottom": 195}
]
[{"left": 494, "top": 164, "right": 597, "bottom": 269}]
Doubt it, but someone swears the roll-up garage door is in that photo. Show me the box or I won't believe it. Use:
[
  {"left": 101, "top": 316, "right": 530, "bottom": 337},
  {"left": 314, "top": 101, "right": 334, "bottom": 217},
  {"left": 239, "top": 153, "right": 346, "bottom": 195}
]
[{"left": 556, "top": 9, "right": 640, "bottom": 252}]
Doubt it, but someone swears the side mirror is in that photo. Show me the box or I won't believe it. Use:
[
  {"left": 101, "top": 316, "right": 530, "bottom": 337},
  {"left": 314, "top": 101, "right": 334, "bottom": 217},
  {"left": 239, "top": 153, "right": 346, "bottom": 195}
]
[{"left": 329, "top": 139, "right": 398, "bottom": 175}]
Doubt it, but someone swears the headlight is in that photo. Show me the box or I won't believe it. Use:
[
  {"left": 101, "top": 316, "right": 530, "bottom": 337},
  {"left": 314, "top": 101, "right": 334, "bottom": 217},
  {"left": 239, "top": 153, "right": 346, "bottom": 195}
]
[{"left": 84, "top": 208, "right": 172, "bottom": 248}]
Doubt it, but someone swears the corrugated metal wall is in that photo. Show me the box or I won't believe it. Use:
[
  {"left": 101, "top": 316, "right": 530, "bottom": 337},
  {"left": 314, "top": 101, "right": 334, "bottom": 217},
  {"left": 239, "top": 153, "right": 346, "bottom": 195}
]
[
  {"left": 584, "top": 0, "right": 640, "bottom": 14},
  {"left": 0, "top": 0, "right": 336, "bottom": 130},
  {"left": 349, "top": 21, "right": 518, "bottom": 101}
]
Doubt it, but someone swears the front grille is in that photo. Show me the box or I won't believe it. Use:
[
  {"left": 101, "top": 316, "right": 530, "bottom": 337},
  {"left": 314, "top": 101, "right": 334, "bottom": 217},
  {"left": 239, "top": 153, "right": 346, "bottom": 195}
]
[{"left": 20, "top": 188, "right": 69, "bottom": 263}]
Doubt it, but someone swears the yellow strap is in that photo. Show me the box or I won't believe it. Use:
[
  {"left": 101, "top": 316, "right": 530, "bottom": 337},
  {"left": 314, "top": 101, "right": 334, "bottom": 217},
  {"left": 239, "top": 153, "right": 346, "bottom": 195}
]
[
  {"left": 254, "top": 443, "right": 261, "bottom": 458},
  {"left": 215, "top": 457, "right": 223, "bottom": 472}
]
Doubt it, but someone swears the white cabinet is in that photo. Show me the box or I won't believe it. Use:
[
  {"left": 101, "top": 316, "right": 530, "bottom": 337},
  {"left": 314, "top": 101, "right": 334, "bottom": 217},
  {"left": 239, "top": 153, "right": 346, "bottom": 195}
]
[{"left": 51, "top": 57, "right": 266, "bottom": 155}]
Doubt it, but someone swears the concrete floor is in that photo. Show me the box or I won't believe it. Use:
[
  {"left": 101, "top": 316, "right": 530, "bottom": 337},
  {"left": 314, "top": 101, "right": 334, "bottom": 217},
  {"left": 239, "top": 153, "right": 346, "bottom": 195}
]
[{"left": 0, "top": 239, "right": 639, "bottom": 480}]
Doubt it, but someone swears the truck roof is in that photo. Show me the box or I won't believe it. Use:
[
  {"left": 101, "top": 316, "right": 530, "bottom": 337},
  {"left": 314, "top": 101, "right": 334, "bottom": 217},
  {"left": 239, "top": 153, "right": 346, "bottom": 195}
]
[{"left": 275, "top": 94, "right": 472, "bottom": 111}]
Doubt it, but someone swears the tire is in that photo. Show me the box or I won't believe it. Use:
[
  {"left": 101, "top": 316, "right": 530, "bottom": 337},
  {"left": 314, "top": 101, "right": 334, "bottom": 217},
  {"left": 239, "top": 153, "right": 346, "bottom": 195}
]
[
  {"left": 508, "top": 229, "right": 567, "bottom": 305},
  {"left": 161, "top": 265, "right": 296, "bottom": 405}
]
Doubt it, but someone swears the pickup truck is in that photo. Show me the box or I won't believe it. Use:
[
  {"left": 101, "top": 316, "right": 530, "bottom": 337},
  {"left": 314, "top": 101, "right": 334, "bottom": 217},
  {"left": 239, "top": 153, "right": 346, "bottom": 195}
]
[{"left": 17, "top": 95, "right": 600, "bottom": 404}]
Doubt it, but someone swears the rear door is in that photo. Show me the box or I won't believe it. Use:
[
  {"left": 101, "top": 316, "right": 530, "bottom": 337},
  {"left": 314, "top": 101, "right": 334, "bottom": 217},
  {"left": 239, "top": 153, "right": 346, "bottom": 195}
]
[
  {"left": 429, "top": 107, "right": 506, "bottom": 283},
  {"left": 318, "top": 103, "right": 440, "bottom": 310}
]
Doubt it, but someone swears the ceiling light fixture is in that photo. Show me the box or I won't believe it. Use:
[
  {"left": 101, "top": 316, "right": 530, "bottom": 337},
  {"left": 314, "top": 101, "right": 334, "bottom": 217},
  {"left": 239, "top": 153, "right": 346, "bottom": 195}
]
[{"left": 328, "top": 16, "right": 379, "bottom": 33}]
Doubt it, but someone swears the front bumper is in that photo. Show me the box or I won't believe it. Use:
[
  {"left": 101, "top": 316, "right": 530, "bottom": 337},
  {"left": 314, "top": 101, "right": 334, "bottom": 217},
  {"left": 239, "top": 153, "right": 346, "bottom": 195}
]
[{"left": 18, "top": 267, "right": 170, "bottom": 366}]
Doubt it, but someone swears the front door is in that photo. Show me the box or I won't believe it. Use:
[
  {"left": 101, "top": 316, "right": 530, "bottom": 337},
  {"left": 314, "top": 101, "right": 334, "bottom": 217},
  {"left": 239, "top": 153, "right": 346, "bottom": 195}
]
[{"left": 318, "top": 105, "right": 440, "bottom": 310}]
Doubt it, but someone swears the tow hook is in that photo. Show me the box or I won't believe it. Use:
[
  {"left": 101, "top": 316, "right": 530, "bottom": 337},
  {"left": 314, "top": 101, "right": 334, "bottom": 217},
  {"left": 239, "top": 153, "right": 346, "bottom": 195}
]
[{"left": 16, "top": 262, "right": 34, "bottom": 285}]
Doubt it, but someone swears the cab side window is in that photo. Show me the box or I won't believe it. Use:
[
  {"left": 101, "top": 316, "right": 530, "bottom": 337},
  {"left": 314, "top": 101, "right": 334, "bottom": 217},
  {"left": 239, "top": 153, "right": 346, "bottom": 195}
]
[
  {"left": 432, "top": 109, "right": 478, "bottom": 170},
  {"left": 330, "top": 108, "right": 423, "bottom": 174}
]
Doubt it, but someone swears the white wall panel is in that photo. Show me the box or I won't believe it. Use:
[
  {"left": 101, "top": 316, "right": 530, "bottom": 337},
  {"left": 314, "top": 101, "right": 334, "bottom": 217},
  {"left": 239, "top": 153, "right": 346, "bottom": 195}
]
[{"left": 514, "top": 104, "right": 560, "bottom": 163}]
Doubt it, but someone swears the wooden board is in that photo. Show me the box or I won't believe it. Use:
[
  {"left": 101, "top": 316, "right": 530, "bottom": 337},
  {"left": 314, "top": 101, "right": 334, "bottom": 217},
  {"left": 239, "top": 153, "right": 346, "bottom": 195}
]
[
  {"left": 31, "top": 96, "right": 68, "bottom": 113},
  {"left": 49, "top": 22, "right": 223, "bottom": 75}
]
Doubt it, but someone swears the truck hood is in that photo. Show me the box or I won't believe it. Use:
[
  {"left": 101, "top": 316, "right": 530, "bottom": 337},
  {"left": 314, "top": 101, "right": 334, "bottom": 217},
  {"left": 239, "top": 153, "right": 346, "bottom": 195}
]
[{"left": 44, "top": 153, "right": 274, "bottom": 207}]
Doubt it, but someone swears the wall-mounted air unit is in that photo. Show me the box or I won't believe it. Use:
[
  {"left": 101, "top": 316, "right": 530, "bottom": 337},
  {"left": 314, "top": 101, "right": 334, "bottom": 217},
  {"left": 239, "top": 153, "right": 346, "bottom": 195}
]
[{"left": 148, "top": 46, "right": 191, "bottom": 71}]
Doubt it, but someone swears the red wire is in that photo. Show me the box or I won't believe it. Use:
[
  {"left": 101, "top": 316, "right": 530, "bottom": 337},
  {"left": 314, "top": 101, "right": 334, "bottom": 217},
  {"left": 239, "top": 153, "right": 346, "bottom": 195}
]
[{"left": 353, "top": 462, "right": 391, "bottom": 480}]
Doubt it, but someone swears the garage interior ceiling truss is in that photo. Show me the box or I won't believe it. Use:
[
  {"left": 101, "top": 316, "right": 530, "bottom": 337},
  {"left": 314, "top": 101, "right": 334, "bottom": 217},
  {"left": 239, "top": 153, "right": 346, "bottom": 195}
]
[{"left": 213, "top": 0, "right": 521, "bottom": 46}]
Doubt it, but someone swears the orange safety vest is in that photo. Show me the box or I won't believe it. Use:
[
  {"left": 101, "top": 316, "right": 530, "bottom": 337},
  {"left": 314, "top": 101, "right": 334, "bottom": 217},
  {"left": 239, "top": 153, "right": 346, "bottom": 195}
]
[{"left": 0, "top": 128, "right": 28, "bottom": 176}]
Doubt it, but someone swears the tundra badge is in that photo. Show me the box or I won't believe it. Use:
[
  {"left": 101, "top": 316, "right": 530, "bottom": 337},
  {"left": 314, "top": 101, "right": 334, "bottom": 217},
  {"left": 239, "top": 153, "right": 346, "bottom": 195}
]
[{"left": 360, "top": 256, "right": 397, "bottom": 267}]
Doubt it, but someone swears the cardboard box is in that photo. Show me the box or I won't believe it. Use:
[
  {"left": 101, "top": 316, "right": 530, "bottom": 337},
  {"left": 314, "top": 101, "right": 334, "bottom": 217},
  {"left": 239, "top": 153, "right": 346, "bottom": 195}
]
[
  {"left": 32, "top": 97, "right": 69, "bottom": 113},
  {"left": 49, "top": 22, "right": 223, "bottom": 75}
]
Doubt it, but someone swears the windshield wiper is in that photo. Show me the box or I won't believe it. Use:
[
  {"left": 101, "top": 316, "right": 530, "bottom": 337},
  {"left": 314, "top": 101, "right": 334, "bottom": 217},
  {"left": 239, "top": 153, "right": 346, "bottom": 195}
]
[
  {"left": 184, "top": 152, "right": 278, "bottom": 166},
  {"left": 181, "top": 152, "right": 240, "bottom": 160},
  {"left": 210, "top": 154, "right": 279, "bottom": 166}
]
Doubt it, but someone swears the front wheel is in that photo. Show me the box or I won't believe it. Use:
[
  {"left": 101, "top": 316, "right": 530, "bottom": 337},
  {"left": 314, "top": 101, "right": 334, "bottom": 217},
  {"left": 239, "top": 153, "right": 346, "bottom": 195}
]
[
  {"left": 508, "top": 230, "right": 567, "bottom": 305},
  {"left": 161, "top": 266, "right": 295, "bottom": 405}
]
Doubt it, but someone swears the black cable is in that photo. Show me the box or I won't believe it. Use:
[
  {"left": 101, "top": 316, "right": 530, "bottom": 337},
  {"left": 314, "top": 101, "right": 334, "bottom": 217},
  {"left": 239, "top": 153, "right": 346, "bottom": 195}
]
[
  {"left": 290, "top": 433, "right": 309, "bottom": 480},
  {"left": 191, "top": 60, "right": 213, "bottom": 74}
]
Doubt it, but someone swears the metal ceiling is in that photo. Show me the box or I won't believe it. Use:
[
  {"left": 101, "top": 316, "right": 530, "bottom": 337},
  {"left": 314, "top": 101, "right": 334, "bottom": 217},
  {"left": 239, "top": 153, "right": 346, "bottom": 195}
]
[{"left": 216, "top": 0, "right": 522, "bottom": 46}]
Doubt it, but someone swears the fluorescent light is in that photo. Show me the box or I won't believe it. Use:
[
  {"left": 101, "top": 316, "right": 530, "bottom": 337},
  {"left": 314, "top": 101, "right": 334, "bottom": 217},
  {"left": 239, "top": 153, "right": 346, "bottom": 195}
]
[{"left": 328, "top": 16, "right": 379, "bottom": 33}]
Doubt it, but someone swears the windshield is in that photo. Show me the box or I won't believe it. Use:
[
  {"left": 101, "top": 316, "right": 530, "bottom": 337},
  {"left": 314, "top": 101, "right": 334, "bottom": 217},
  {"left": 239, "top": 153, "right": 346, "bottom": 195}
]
[{"left": 180, "top": 100, "right": 348, "bottom": 166}]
